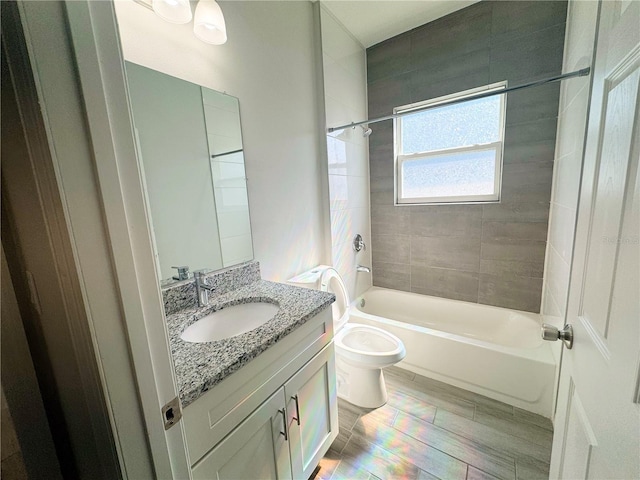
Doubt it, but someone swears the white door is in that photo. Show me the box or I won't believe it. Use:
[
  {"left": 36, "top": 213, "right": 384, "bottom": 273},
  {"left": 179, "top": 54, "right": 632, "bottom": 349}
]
[
  {"left": 285, "top": 343, "right": 338, "bottom": 480},
  {"left": 549, "top": 1, "right": 640, "bottom": 478},
  {"left": 17, "top": 0, "right": 192, "bottom": 477},
  {"left": 191, "top": 388, "right": 293, "bottom": 480}
]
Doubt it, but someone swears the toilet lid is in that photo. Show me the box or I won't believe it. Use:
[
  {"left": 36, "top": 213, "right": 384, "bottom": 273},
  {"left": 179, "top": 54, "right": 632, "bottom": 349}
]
[{"left": 320, "top": 268, "right": 350, "bottom": 332}]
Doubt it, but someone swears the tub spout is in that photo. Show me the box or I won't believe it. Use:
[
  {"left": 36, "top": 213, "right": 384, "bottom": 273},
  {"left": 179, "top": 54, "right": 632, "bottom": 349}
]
[{"left": 356, "top": 265, "right": 371, "bottom": 273}]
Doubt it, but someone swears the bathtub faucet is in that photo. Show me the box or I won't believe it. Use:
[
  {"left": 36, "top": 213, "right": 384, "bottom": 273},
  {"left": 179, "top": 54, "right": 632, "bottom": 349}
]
[{"left": 356, "top": 265, "right": 371, "bottom": 273}]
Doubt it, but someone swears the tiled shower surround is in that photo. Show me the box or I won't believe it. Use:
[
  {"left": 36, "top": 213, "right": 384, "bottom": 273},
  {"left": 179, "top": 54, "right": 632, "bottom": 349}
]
[{"left": 367, "top": 1, "right": 567, "bottom": 313}]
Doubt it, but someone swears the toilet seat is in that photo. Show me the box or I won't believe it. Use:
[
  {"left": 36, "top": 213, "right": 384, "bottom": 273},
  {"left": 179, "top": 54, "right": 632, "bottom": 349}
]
[
  {"left": 309, "top": 265, "right": 406, "bottom": 408},
  {"left": 335, "top": 323, "right": 406, "bottom": 369},
  {"left": 319, "top": 267, "right": 406, "bottom": 369},
  {"left": 320, "top": 267, "right": 350, "bottom": 332}
]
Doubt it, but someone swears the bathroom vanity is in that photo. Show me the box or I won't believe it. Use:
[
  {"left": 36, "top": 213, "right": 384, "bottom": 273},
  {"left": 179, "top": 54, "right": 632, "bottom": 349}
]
[
  {"left": 163, "top": 261, "right": 337, "bottom": 479},
  {"left": 128, "top": 59, "right": 339, "bottom": 477}
]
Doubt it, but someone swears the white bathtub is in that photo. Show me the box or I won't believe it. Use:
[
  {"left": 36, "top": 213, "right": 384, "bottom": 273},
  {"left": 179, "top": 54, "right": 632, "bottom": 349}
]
[{"left": 350, "top": 287, "right": 556, "bottom": 417}]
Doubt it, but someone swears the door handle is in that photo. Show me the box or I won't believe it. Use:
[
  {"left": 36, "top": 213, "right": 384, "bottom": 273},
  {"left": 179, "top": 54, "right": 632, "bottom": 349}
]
[
  {"left": 291, "top": 395, "right": 301, "bottom": 426},
  {"left": 541, "top": 324, "right": 573, "bottom": 349},
  {"left": 278, "top": 408, "right": 288, "bottom": 441}
]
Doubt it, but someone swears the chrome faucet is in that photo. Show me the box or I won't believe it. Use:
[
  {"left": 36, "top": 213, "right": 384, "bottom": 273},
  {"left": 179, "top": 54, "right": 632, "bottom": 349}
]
[
  {"left": 193, "top": 270, "right": 215, "bottom": 307},
  {"left": 356, "top": 265, "right": 371, "bottom": 273},
  {"left": 172, "top": 265, "right": 190, "bottom": 281}
]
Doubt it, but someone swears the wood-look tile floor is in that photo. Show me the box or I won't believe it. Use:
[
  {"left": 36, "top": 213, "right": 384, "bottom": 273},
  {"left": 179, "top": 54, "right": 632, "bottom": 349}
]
[{"left": 317, "top": 367, "right": 553, "bottom": 480}]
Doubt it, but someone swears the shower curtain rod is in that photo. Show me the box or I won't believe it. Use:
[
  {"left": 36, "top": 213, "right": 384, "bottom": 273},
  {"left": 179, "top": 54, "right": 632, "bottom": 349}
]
[{"left": 327, "top": 67, "right": 591, "bottom": 133}]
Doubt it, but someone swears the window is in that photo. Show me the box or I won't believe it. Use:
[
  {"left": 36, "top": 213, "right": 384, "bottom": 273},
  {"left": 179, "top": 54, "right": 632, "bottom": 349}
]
[{"left": 394, "top": 83, "right": 507, "bottom": 205}]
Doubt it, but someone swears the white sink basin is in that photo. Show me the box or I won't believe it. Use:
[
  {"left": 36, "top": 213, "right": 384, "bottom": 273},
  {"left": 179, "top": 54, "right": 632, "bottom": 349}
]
[{"left": 180, "top": 302, "right": 280, "bottom": 343}]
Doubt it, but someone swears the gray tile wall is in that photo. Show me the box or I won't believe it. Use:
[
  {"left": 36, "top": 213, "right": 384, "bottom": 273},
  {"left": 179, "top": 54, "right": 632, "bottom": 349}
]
[{"left": 367, "top": 1, "right": 567, "bottom": 313}]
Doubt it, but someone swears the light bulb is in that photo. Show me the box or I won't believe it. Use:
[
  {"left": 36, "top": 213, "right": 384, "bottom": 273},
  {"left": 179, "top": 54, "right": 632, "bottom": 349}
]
[
  {"left": 193, "top": 0, "right": 227, "bottom": 45},
  {"left": 152, "top": 0, "right": 192, "bottom": 24}
]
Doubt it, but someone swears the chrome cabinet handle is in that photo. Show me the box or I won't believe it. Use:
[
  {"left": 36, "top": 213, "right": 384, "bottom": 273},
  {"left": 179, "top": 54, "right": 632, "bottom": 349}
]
[
  {"left": 291, "top": 395, "right": 301, "bottom": 426},
  {"left": 278, "top": 408, "right": 288, "bottom": 440},
  {"left": 541, "top": 323, "right": 573, "bottom": 349}
]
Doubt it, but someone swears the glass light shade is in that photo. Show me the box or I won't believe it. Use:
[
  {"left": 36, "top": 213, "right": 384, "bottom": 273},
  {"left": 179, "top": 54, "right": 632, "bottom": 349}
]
[
  {"left": 152, "top": 0, "right": 192, "bottom": 24},
  {"left": 193, "top": 0, "right": 227, "bottom": 45}
]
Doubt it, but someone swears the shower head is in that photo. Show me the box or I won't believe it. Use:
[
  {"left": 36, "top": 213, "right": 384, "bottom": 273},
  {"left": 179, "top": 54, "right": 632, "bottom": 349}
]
[{"left": 360, "top": 125, "right": 372, "bottom": 137}]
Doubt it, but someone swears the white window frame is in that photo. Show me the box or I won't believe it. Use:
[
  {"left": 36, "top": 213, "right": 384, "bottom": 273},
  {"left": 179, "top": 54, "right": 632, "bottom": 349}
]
[{"left": 394, "top": 82, "right": 508, "bottom": 205}]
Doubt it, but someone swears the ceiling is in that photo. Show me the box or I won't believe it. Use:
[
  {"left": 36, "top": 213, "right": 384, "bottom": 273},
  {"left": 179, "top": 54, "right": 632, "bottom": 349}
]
[{"left": 321, "top": 0, "right": 480, "bottom": 48}]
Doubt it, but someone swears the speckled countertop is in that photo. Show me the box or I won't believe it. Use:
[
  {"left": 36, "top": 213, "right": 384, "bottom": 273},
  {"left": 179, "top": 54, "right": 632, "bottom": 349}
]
[{"left": 167, "top": 279, "right": 334, "bottom": 407}]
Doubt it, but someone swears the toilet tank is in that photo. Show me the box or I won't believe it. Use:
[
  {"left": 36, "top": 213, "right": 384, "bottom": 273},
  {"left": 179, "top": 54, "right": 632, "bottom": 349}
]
[
  {"left": 287, "top": 265, "right": 332, "bottom": 290},
  {"left": 289, "top": 265, "right": 350, "bottom": 333}
]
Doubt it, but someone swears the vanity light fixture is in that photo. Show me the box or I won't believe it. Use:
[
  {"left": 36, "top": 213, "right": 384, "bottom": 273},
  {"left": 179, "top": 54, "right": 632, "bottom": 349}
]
[
  {"left": 152, "top": 0, "right": 192, "bottom": 24},
  {"left": 139, "top": 0, "right": 227, "bottom": 45},
  {"left": 193, "top": 0, "right": 227, "bottom": 45}
]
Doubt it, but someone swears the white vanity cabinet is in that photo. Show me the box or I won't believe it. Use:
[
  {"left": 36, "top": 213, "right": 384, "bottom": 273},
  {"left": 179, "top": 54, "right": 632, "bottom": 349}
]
[{"left": 185, "top": 308, "right": 338, "bottom": 479}]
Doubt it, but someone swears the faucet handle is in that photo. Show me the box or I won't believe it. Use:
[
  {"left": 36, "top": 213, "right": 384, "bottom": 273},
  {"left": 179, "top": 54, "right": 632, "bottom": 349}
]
[
  {"left": 353, "top": 234, "right": 366, "bottom": 252},
  {"left": 171, "top": 265, "right": 190, "bottom": 281},
  {"left": 192, "top": 269, "right": 207, "bottom": 279},
  {"left": 192, "top": 270, "right": 213, "bottom": 287}
]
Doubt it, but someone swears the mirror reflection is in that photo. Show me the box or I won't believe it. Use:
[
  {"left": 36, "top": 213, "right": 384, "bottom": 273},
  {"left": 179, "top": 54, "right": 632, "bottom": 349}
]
[{"left": 126, "top": 62, "right": 253, "bottom": 282}]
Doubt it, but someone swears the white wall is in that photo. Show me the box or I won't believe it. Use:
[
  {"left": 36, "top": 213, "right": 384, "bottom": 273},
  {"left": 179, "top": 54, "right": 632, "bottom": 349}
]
[
  {"left": 320, "top": 6, "right": 372, "bottom": 300},
  {"left": 115, "top": 0, "right": 328, "bottom": 282}
]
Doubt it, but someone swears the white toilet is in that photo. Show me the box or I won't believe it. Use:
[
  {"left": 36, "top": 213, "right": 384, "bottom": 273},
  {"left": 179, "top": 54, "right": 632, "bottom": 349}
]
[{"left": 290, "top": 266, "right": 406, "bottom": 408}]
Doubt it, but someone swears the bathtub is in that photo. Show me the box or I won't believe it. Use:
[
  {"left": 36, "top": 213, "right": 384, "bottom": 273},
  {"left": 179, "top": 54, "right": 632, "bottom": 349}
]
[{"left": 350, "top": 287, "right": 556, "bottom": 417}]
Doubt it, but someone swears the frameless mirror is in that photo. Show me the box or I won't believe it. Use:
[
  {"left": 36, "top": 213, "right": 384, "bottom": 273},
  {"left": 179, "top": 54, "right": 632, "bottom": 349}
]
[{"left": 126, "top": 61, "right": 253, "bottom": 283}]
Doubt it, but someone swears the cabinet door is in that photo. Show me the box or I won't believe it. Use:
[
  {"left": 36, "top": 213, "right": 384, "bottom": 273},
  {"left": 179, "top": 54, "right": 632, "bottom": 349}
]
[
  {"left": 192, "top": 387, "right": 292, "bottom": 480},
  {"left": 285, "top": 342, "right": 338, "bottom": 480}
]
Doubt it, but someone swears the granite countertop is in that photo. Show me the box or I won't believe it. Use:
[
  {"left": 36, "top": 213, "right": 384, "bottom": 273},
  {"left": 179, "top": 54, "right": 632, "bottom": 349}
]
[{"left": 167, "top": 279, "right": 335, "bottom": 408}]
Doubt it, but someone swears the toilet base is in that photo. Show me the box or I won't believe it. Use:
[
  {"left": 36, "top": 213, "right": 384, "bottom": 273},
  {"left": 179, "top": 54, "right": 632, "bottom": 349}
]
[{"left": 335, "top": 357, "right": 388, "bottom": 409}]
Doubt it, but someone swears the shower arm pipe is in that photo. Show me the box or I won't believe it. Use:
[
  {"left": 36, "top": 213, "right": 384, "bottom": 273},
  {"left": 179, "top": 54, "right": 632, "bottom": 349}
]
[
  {"left": 327, "top": 67, "right": 591, "bottom": 133},
  {"left": 211, "top": 149, "right": 243, "bottom": 158}
]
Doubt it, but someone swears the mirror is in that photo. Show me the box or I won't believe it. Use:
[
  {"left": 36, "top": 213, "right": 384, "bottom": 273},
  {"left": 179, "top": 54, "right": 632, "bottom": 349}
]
[{"left": 126, "top": 61, "right": 253, "bottom": 282}]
